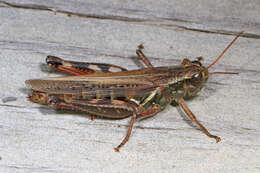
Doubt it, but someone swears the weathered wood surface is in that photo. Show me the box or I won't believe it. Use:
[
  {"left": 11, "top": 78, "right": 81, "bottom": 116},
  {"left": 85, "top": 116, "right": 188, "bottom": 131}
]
[{"left": 0, "top": 0, "right": 259, "bottom": 172}]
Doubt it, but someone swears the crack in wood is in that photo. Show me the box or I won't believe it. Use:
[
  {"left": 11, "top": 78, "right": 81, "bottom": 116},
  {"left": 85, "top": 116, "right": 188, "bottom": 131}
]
[
  {"left": 0, "top": 104, "right": 26, "bottom": 108},
  {"left": 176, "top": 26, "right": 260, "bottom": 39},
  {"left": 0, "top": 0, "right": 149, "bottom": 22},
  {"left": 3, "top": 164, "right": 61, "bottom": 172},
  {"left": 1, "top": 1, "right": 259, "bottom": 39},
  {"left": 79, "top": 121, "right": 203, "bottom": 132}
]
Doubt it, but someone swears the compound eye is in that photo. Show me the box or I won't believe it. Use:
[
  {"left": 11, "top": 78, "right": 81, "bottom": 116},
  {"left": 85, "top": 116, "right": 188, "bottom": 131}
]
[{"left": 190, "top": 73, "right": 203, "bottom": 84}]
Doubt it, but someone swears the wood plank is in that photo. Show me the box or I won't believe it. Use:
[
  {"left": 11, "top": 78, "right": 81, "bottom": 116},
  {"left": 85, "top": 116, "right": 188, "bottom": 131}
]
[{"left": 0, "top": 0, "right": 259, "bottom": 172}]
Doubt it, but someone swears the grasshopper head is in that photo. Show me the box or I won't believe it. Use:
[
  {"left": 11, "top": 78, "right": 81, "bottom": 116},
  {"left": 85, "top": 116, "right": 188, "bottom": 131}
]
[
  {"left": 29, "top": 91, "right": 49, "bottom": 105},
  {"left": 172, "top": 31, "right": 243, "bottom": 99},
  {"left": 182, "top": 58, "right": 209, "bottom": 98}
]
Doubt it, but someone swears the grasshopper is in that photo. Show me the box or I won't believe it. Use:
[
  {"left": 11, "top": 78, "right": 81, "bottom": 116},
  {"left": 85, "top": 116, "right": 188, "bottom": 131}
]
[{"left": 26, "top": 32, "right": 243, "bottom": 152}]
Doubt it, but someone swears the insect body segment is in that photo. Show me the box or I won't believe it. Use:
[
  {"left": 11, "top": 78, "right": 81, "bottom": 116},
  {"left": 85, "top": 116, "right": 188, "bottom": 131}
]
[{"left": 26, "top": 32, "right": 243, "bottom": 151}]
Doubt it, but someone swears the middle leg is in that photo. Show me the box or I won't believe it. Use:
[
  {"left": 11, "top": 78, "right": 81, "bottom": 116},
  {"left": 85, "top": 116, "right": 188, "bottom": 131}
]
[{"left": 177, "top": 98, "right": 221, "bottom": 142}]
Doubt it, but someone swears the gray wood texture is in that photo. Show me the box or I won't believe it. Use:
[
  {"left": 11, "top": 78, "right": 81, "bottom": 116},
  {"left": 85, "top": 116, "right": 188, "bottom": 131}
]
[{"left": 0, "top": 0, "right": 259, "bottom": 172}]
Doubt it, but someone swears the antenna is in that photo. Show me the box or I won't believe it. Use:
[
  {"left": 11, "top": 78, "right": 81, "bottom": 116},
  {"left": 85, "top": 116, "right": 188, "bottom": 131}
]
[{"left": 207, "top": 31, "right": 244, "bottom": 69}]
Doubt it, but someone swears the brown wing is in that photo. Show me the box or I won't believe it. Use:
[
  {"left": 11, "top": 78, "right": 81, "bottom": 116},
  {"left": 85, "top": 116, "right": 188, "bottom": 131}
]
[{"left": 25, "top": 66, "right": 175, "bottom": 98}]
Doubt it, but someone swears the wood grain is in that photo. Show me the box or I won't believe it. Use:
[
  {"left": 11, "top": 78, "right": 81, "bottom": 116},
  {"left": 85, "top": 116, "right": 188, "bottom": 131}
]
[{"left": 0, "top": 0, "right": 259, "bottom": 172}]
